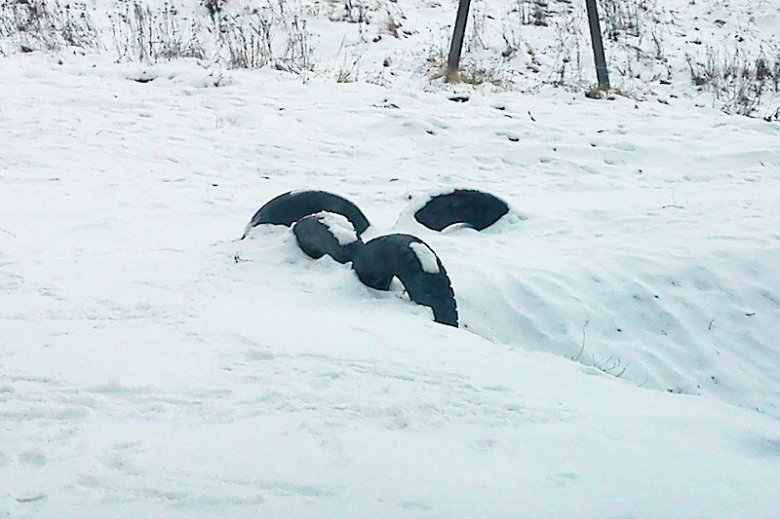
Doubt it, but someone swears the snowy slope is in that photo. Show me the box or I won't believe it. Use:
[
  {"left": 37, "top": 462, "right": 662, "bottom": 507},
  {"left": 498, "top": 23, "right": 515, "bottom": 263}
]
[
  {"left": 2, "top": 0, "right": 779, "bottom": 114},
  {"left": 2, "top": 0, "right": 780, "bottom": 517}
]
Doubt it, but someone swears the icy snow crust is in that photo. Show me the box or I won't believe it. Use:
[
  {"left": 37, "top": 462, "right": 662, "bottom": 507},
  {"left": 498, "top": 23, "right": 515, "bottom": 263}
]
[{"left": 1, "top": 0, "right": 780, "bottom": 516}]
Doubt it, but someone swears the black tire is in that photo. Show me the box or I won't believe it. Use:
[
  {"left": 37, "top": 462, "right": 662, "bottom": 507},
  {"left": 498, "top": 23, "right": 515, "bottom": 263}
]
[
  {"left": 352, "top": 234, "right": 458, "bottom": 327},
  {"left": 414, "top": 189, "right": 509, "bottom": 232},
  {"left": 242, "top": 190, "right": 370, "bottom": 239},
  {"left": 293, "top": 212, "right": 363, "bottom": 264}
]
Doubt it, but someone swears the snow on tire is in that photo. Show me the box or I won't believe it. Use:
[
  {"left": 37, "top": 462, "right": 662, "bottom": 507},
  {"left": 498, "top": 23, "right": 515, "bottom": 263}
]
[
  {"left": 352, "top": 234, "right": 458, "bottom": 327},
  {"left": 293, "top": 211, "right": 363, "bottom": 264},
  {"left": 242, "top": 190, "right": 370, "bottom": 239}
]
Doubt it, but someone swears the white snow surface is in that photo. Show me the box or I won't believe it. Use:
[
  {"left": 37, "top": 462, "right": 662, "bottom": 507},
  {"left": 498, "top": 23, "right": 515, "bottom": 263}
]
[
  {"left": 2, "top": 0, "right": 780, "bottom": 517},
  {"left": 409, "top": 241, "right": 441, "bottom": 274}
]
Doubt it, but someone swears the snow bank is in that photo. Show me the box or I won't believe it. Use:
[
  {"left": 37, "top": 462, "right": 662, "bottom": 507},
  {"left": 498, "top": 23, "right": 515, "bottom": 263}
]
[{"left": 1, "top": 4, "right": 780, "bottom": 516}]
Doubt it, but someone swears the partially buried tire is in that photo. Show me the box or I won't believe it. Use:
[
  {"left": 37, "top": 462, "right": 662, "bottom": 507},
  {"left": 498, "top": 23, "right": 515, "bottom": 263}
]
[
  {"left": 293, "top": 211, "right": 362, "bottom": 264},
  {"left": 352, "top": 234, "right": 458, "bottom": 327},
  {"left": 414, "top": 189, "right": 509, "bottom": 232},
  {"left": 242, "top": 190, "right": 370, "bottom": 239}
]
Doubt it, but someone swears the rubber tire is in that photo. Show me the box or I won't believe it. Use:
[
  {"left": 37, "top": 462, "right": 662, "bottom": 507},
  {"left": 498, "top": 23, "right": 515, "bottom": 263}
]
[
  {"left": 352, "top": 234, "right": 458, "bottom": 327},
  {"left": 242, "top": 190, "right": 370, "bottom": 239},
  {"left": 414, "top": 189, "right": 509, "bottom": 232},
  {"left": 293, "top": 213, "right": 362, "bottom": 264}
]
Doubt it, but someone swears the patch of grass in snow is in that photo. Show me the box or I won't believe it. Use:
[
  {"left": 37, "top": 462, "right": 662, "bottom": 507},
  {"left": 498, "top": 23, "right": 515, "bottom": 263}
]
[
  {"left": 0, "top": 0, "right": 99, "bottom": 54},
  {"left": 109, "top": 0, "right": 207, "bottom": 63},
  {"left": 1, "top": 0, "right": 778, "bottom": 117},
  {"left": 686, "top": 44, "right": 780, "bottom": 118}
]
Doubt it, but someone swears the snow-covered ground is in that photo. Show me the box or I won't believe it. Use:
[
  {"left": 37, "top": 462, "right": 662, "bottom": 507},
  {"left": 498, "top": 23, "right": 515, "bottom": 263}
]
[{"left": 2, "top": 1, "right": 780, "bottom": 517}]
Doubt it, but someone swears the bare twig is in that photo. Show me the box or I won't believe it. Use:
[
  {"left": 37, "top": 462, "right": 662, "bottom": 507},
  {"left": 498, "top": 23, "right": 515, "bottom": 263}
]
[{"left": 573, "top": 320, "right": 589, "bottom": 362}]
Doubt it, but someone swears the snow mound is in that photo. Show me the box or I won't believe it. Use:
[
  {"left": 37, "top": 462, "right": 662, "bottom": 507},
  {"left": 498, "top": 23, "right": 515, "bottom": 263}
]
[{"left": 2, "top": 4, "right": 780, "bottom": 516}]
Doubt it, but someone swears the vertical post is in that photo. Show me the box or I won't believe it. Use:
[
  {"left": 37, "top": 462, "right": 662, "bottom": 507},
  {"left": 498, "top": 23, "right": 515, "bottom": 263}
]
[
  {"left": 585, "top": 0, "right": 610, "bottom": 90},
  {"left": 446, "top": 0, "right": 472, "bottom": 81}
]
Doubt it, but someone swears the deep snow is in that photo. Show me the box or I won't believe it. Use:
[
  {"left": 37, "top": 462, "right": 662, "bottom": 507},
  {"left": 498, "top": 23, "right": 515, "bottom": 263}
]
[{"left": 2, "top": 0, "right": 780, "bottom": 517}]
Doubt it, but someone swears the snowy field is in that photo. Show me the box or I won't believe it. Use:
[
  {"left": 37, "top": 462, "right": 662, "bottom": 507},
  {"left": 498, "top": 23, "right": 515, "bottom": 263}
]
[{"left": 2, "top": 0, "right": 780, "bottom": 517}]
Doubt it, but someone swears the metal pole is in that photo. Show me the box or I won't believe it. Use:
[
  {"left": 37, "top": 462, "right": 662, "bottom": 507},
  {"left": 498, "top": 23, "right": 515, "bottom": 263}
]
[
  {"left": 585, "top": 0, "right": 610, "bottom": 90},
  {"left": 446, "top": 0, "right": 472, "bottom": 80}
]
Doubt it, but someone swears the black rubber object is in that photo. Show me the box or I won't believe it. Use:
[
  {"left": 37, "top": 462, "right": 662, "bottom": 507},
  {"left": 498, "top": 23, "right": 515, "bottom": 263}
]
[
  {"left": 414, "top": 189, "right": 509, "bottom": 231},
  {"left": 352, "top": 234, "right": 458, "bottom": 327},
  {"left": 293, "top": 212, "right": 362, "bottom": 264},
  {"left": 242, "top": 190, "right": 370, "bottom": 239}
]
